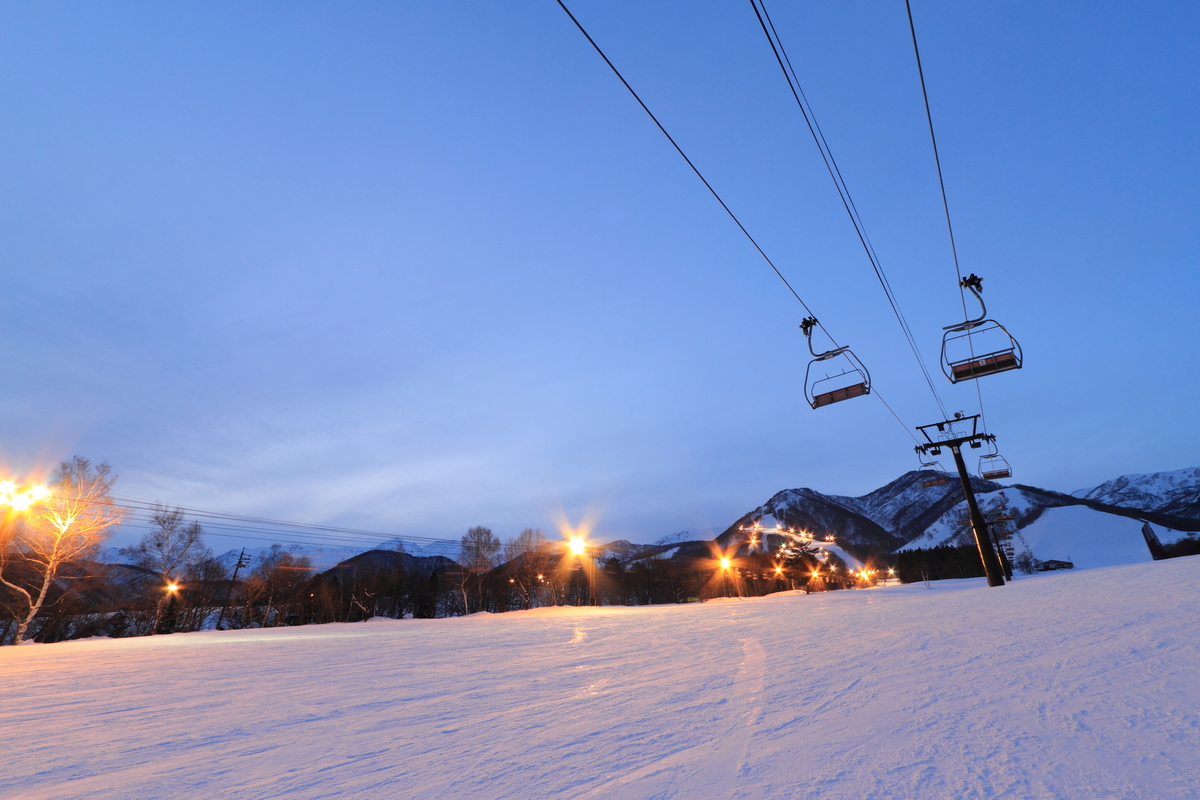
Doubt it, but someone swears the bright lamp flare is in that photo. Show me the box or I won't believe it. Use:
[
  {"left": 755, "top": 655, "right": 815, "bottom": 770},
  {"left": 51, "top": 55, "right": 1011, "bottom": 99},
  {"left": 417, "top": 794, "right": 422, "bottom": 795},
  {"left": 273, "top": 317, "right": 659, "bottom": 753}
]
[
  {"left": 0, "top": 481, "right": 51, "bottom": 511},
  {"left": 167, "top": 583, "right": 179, "bottom": 592},
  {"left": 720, "top": 558, "right": 732, "bottom": 570},
  {"left": 568, "top": 536, "right": 586, "bottom": 556}
]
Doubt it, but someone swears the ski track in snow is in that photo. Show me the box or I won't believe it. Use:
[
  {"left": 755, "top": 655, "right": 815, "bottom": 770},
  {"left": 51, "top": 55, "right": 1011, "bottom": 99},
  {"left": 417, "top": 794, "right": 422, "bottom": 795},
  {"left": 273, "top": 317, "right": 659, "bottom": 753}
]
[{"left": 3, "top": 559, "right": 1200, "bottom": 799}]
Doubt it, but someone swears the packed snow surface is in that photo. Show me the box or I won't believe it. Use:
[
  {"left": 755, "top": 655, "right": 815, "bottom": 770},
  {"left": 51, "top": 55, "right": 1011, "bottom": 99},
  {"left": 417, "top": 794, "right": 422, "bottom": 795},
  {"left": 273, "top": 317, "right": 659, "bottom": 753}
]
[{"left": 4, "top": 559, "right": 1199, "bottom": 799}]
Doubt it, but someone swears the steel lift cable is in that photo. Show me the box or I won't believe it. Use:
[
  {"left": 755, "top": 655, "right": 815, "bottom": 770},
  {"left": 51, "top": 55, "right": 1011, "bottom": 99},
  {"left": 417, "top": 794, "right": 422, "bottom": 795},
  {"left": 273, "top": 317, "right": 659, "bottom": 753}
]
[
  {"left": 555, "top": 0, "right": 923, "bottom": 446},
  {"left": 555, "top": 0, "right": 820, "bottom": 333},
  {"left": 902, "top": 0, "right": 990, "bottom": 433},
  {"left": 749, "top": 0, "right": 950, "bottom": 422}
]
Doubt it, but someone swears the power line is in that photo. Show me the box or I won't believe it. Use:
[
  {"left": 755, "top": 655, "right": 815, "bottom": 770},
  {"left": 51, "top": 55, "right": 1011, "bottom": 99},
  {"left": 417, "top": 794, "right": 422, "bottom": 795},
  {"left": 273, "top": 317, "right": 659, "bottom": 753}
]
[
  {"left": 109, "top": 497, "right": 463, "bottom": 556},
  {"left": 111, "top": 496, "right": 456, "bottom": 545}
]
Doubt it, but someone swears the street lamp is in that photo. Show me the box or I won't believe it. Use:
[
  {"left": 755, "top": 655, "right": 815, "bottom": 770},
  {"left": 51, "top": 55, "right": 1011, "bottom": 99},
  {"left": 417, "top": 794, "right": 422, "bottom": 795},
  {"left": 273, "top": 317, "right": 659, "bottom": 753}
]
[
  {"left": 718, "top": 557, "right": 734, "bottom": 597},
  {"left": 0, "top": 481, "right": 50, "bottom": 513},
  {"left": 154, "top": 581, "right": 181, "bottom": 635},
  {"left": 565, "top": 535, "right": 591, "bottom": 606}
]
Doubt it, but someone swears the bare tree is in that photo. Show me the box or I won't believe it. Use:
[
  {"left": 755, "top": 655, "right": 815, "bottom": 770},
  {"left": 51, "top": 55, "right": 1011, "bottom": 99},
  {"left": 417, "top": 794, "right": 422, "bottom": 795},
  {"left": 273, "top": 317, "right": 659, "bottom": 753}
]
[
  {"left": 460, "top": 526, "right": 500, "bottom": 570},
  {"left": 122, "top": 506, "right": 209, "bottom": 584},
  {"left": 503, "top": 527, "right": 548, "bottom": 564},
  {"left": 120, "top": 505, "right": 211, "bottom": 633},
  {"left": 0, "top": 457, "right": 123, "bottom": 644},
  {"left": 1013, "top": 549, "right": 1039, "bottom": 575},
  {"left": 242, "top": 545, "right": 314, "bottom": 627},
  {"left": 504, "top": 528, "right": 554, "bottom": 609},
  {"left": 456, "top": 526, "right": 500, "bottom": 614}
]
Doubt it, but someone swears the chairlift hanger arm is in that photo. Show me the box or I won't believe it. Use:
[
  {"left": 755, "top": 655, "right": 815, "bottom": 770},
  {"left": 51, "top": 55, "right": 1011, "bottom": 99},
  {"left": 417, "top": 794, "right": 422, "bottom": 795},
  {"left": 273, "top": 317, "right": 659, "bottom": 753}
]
[
  {"left": 800, "top": 317, "right": 848, "bottom": 360},
  {"left": 943, "top": 274, "right": 988, "bottom": 330}
]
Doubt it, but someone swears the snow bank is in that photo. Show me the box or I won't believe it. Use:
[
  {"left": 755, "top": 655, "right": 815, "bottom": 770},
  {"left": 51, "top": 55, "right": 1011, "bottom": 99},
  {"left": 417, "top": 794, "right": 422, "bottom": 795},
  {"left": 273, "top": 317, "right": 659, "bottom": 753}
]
[{"left": 3, "top": 558, "right": 1199, "bottom": 799}]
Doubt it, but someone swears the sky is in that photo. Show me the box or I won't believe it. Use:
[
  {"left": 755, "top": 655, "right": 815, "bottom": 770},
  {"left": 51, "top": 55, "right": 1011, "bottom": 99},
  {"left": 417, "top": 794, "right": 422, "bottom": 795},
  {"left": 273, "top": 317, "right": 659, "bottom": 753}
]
[{"left": 1, "top": 1, "right": 1196, "bottom": 552}]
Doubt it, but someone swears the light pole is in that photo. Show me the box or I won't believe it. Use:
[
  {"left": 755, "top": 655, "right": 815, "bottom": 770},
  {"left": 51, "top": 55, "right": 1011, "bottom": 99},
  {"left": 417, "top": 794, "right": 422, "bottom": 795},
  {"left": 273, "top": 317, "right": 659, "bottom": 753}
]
[
  {"left": 567, "top": 535, "right": 588, "bottom": 606},
  {"left": 154, "top": 581, "right": 180, "bottom": 634}
]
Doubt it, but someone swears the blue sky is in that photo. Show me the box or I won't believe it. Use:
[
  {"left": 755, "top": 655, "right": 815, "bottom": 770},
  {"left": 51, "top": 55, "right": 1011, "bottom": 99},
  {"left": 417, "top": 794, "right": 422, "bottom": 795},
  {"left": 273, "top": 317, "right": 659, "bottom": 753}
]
[{"left": 1, "top": 1, "right": 1196, "bottom": 550}]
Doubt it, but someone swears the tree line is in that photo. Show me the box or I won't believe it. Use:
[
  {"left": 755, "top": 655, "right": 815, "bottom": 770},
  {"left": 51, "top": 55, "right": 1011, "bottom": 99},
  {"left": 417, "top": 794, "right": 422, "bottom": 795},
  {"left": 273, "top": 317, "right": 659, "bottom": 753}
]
[{"left": 1, "top": 458, "right": 887, "bottom": 645}]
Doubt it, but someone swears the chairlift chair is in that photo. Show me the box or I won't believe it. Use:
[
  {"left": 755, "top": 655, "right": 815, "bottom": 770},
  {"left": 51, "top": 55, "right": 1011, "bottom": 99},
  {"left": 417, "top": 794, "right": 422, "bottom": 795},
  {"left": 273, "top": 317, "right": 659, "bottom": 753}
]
[
  {"left": 921, "top": 464, "right": 951, "bottom": 488},
  {"left": 800, "top": 317, "right": 871, "bottom": 409},
  {"left": 941, "top": 275, "right": 1023, "bottom": 383},
  {"left": 979, "top": 454, "right": 1012, "bottom": 480},
  {"left": 915, "top": 454, "right": 949, "bottom": 487}
]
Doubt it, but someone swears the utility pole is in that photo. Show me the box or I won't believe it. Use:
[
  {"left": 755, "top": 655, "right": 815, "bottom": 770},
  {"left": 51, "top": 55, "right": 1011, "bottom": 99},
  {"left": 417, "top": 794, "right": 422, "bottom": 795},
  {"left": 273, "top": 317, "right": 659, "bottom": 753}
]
[
  {"left": 216, "top": 548, "right": 251, "bottom": 631},
  {"left": 915, "top": 414, "right": 1006, "bottom": 587}
]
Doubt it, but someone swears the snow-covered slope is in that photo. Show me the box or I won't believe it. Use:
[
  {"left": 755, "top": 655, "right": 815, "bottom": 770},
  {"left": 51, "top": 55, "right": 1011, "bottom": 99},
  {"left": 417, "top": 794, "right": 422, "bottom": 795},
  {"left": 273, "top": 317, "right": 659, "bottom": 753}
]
[
  {"left": 1015, "top": 506, "right": 1159, "bottom": 570},
  {"left": 4, "top": 558, "right": 1199, "bottom": 799},
  {"left": 1074, "top": 467, "right": 1200, "bottom": 519},
  {"left": 908, "top": 486, "right": 1047, "bottom": 548},
  {"left": 905, "top": 485, "right": 1187, "bottom": 570},
  {"left": 829, "top": 471, "right": 995, "bottom": 541}
]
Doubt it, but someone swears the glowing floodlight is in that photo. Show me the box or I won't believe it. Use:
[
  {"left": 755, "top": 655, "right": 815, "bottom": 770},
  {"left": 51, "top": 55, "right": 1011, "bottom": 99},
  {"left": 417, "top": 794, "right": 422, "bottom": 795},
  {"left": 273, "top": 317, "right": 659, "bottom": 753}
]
[{"left": 1, "top": 481, "right": 52, "bottom": 513}]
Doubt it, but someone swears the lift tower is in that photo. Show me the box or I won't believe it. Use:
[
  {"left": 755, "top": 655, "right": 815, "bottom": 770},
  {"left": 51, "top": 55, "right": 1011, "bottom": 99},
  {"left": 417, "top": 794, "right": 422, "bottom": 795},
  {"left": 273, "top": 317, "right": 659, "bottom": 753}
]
[{"left": 915, "top": 413, "right": 1006, "bottom": 587}]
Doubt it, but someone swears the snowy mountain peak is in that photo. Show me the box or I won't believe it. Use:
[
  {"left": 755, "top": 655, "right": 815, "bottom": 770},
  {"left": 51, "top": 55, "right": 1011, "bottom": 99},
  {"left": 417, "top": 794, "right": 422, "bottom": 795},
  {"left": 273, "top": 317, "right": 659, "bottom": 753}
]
[
  {"left": 653, "top": 530, "right": 701, "bottom": 547},
  {"left": 1074, "top": 467, "right": 1200, "bottom": 520}
]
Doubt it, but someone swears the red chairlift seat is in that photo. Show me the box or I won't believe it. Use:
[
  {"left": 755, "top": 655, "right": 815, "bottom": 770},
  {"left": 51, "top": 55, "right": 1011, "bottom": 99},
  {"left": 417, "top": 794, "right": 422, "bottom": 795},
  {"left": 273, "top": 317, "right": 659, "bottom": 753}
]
[
  {"left": 812, "top": 380, "right": 869, "bottom": 408},
  {"left": 921, "top": 463, "right": 952, "bottom": 487},
  {"left": 948, "top": 346, "right": 1020, "bottom": 382}
]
